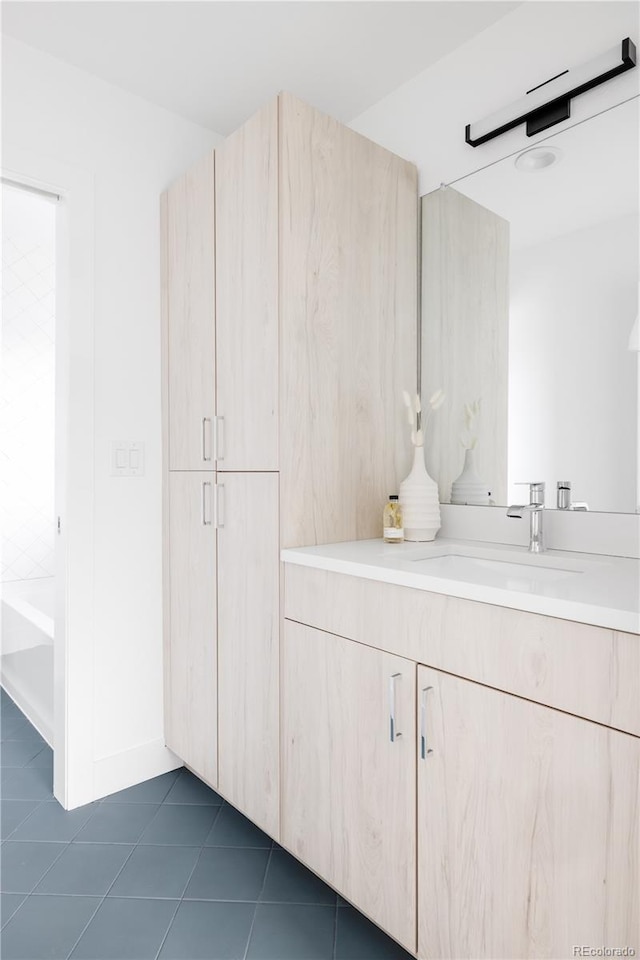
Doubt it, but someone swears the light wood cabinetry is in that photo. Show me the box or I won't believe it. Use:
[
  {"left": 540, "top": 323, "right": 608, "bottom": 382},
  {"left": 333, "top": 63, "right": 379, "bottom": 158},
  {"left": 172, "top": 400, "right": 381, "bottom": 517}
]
[
  {"left": 418, "top": 665, "right": 640, "bottom": 959},
  {"left": 283, "top": 567, "right": 640, "bottom": 959},
  {"left": 161, "top": 96, "right": 417, "bottom": 834},
  {"left": 279, "top": 93, "right": 416, "bottom": 547},
  {"left": 217, "top": 473, "right": 280, "bottom": 836},
  {"left": 215, "top": 100, "right": 278, "bottom": 472},
  {"left": 162, "top": 91, "right": 637, "bottom": 960},
  {"left": 165, "top": 472, "right": 217, "bottom": 786},
  {"left": 284, "top": 564, "right": 640, "bottom": 737},
  {"left": 282, "top": 620, "right": 417, "bottom": 953},
  {"left": 421, "top": 187, "right": 509, "bottom": 504},
  {"left": 165, "top": 153, "right": 216, "bottom": 471}
]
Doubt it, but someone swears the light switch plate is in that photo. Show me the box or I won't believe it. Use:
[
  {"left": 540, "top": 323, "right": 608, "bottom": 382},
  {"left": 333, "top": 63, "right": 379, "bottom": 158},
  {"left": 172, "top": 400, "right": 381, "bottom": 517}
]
[{"left": 111, "top": 441, "right": 145, "bottom": 477}]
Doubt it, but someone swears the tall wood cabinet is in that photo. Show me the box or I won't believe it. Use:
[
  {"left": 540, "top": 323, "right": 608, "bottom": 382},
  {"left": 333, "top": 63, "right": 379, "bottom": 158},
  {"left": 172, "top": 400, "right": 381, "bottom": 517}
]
[
  {"left": 217, "top": 473, "right": 280, "bottom": 836},
  {"left": 215, "top": 98, "right": 278, "bottom": 472},
  {"left": 161, "top": 94, "right": 417, "bottom": 833},
  {"left": 165, "top": 471, "right": 217, "bottom": 786},
  {"left": 164, "top": 153, "right": 216, "bottom": 471}
]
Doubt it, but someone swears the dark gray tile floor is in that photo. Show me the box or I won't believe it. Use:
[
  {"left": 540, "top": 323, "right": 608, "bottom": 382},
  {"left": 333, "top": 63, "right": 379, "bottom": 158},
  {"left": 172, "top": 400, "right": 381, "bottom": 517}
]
[{"left": 1, "top": 688, "right": 413, "bottom": 959}]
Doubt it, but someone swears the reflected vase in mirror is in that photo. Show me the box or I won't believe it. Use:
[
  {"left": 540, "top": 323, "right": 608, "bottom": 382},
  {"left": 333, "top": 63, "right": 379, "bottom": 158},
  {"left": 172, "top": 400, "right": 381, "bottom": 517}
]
[
  {"left": 399, "top": 444, "right": 441, "bottom": 541},
  {"left": 451, "top": 447, "right": 491, "bottom": 505}
]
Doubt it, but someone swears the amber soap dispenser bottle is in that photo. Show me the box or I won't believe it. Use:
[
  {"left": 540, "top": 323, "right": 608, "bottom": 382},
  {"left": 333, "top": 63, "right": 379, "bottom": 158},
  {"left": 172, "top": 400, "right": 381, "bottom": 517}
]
[{"left": 383, "top": 495, "right": 404, "bottom": 543}]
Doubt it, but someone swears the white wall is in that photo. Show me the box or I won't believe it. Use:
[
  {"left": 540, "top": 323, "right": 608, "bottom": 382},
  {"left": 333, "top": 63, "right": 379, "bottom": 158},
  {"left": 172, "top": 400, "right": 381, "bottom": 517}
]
[
  {"left": 1, "top": 186, "right": 56, "bottom": 582},
  {"left": 2, "top": 36, "right": 221, "bottom": 803},
  {"left": 509, "top": 213, "right": 639, "bottom": 514},
  {"left": 350, "top": 2, "right": 640, "bottom": 194}
]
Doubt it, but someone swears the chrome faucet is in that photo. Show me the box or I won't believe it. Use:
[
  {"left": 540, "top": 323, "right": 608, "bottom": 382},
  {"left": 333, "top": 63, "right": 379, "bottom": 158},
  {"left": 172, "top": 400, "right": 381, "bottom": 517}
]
[
  {"left": 507, "top": 482, "right": 546, "bottom": 553},
  {"left": 556, "top": 480, "right": 589, "bottom": 511}
]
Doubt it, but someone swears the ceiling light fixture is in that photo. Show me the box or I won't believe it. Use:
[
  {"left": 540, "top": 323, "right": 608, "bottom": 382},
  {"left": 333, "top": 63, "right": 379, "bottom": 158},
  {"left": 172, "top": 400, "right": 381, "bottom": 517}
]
[
  {"left": 514, "top": 146, "right": 562, "bottom": 172},
  {"left": 466, "top": 38, "right": 636, "bottom": 147}
]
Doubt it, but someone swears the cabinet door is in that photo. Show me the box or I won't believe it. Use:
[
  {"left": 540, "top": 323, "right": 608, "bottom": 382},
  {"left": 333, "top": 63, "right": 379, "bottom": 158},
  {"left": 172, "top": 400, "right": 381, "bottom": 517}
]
[
  {"left": 215, "top": 99, "right": 278, "bottom": 471},
  {"left": 282, "top": 621, "right": 416, "bottom": 953},
  {"left": 164, "top": 152, "right": 216, "bottom": 470},
  {"left": 418, "top": 666, "right": 640, "bottom": 959},
  {"left": 217, "top": 473, "right": 280, "bottom": 836},
  {"left": 279, "top": 92, "right": 417, "bottom": 547},
  {"left": 165, "top": 471, "right": 217, "bottom": 786}
]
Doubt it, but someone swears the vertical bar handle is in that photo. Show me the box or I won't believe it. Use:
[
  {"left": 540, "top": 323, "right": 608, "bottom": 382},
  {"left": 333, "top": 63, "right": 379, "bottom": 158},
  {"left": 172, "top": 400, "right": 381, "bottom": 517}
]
[
  {"left": 214, "top": 483, "right": 225, "bottom": 530},
  {"left": 202, "top": 418, "right": 212, "bottom": 462},
  {"left": 201, "top": 481, "right": 212, "bottom": 526},
  {"left": 420, "top": 686, "right": 434, "bottom": 759},
  {"left": 214, "top": 416, "right": 225, "bottom": 461},
  {"left": 389, "top": 673, "right": 403, "bottom": 742}
]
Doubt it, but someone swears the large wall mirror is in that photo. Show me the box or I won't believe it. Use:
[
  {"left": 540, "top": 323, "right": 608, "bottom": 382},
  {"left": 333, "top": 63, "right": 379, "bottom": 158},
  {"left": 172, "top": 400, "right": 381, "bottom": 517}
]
[{"left": 421, "top": 97, "right": 639, "bottom": 515}]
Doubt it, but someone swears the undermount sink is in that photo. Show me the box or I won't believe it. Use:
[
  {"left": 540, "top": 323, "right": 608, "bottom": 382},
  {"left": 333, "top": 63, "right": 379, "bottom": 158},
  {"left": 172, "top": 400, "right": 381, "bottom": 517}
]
[{"left": 408, "top": 545, "right": 601, "bottom": 588}]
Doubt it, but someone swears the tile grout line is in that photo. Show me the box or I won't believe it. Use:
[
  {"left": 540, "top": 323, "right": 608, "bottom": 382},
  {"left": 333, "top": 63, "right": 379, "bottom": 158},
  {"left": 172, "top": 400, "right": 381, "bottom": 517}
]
[
  {"left": 331, "top": 892, "right": 340, "bottom": 960},
  {"left": 2, "top": 794, "right": 49, "bottom": 841},
  {"left": 24, "top": 891, "right": 341, "bottom": 905},
  {"left": 0, "top": 737, "right": 49, "bottom": 769},
  {"left": 151, "top": 829, "right": 211, "bottom": 960},
  {"left": 0, "top": 893, "right": 27, "bottom": 931},
  {"left": 1, "top": 690, "right": 162, "bottom": 957},
  {"left": 4, "top": 706, "right": 391, "bottom": 959},
  {"left": 138, "top": 771, "right": 221, "bottom": 960},
  {"left": 13, "top": 798, "right": 113, "bottom": 952},
  {"left": 242, "top": 844, "right": 275, "bottom": 960},
  {"left": 151, "top": 898, "right": 182, "bottom": 960},
  {"left": 3, "top": 836, "right": 71, "bottom": 899},
  {"left": 62, "top": 823, "right": 144, "bottom": 960},
  {"left": 62, "top": 770, "right": 216, "bottom": 960},
  {"left": 4, "top": 790, "right": 104, "bottom": 845}
]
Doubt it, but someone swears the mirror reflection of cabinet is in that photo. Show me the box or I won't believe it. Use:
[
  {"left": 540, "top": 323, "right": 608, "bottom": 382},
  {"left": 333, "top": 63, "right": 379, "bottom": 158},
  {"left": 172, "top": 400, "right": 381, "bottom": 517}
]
[
  {"left": 421, "top": 187, "right": 509, "bottom": 505},
  {"left": 421, "top": 97, "right": 639, "bottom": 514}
]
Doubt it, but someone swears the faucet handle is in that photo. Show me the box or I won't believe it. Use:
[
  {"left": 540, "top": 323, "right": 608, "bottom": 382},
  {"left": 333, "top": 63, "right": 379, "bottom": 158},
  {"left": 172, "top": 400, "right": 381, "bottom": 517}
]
[
  {"left": 557, "top": 480, "right": 571, "bottom": 510},
  {"left": 515, "top": 481, "right": 545, "bottom": 505}
]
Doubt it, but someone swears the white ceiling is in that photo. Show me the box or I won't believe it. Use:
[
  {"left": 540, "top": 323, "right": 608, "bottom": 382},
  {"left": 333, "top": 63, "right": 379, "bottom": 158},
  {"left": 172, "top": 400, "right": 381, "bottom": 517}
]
[
  {"left": 1, "top": 1, "right": 519, "bottom": 135},
  {"left": 453, "top": 97, "right": 640, "bottom": 250}
]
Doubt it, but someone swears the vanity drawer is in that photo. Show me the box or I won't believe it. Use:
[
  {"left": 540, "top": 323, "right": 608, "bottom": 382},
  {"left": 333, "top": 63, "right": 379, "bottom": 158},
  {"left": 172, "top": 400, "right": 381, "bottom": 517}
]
[{"left": 284, "top": 564, "right": 640, "bottom": 737}]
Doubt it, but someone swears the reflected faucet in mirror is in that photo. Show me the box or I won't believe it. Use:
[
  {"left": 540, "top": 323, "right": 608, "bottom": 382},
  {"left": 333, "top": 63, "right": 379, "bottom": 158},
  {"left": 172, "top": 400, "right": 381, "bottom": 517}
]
[
  {"left": 556, "top": 480, "right": 589, "bottom": 511},
  {"left": 507, "top": 481, "right": 546, "bottom": 553}
]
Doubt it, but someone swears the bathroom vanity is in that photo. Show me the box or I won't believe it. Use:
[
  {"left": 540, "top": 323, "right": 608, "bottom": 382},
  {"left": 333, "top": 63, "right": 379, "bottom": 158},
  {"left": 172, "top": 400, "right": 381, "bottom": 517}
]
[
  {"left": 161, "top": 90, "right": 639, "bottom": 959},
  {"left": 281, "top": 539, "right": 640, "bottom": 958}
]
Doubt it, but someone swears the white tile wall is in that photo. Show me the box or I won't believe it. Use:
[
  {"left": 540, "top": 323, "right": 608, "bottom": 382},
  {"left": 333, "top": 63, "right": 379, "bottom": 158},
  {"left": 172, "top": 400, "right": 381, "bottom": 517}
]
[{"left": 1, "top": 188, "right": 56, "bottom": 582}]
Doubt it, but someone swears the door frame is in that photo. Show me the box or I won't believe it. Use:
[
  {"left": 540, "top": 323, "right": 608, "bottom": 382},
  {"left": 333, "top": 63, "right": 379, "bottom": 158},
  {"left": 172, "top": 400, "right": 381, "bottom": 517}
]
[{"left": 2, "top": 149, "right": 96, "bottom": 809}]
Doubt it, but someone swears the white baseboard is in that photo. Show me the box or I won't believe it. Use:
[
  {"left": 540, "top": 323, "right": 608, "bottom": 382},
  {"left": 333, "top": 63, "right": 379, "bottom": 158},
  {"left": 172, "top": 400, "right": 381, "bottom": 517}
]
[{"left": 92, "top": 738, "right": 183, "bottom": 802}]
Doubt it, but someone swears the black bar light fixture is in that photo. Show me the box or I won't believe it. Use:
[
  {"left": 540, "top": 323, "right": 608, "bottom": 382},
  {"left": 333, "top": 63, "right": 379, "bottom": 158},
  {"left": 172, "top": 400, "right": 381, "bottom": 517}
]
[{"left": 465, "top": 38, "right": 636, "bottom": 147}]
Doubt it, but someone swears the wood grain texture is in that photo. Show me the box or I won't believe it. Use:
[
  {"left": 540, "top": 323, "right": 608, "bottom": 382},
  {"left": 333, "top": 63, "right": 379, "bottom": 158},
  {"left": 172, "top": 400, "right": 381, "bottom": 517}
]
[
  {"left": 217, "top": 473, "right": 280, "bottom": 837},
  {"left": 215, "top": 100, "right": 278, "bottom": 471},
  {"left": 279, "top": 92, "right": 417, "bottom": 548},
  {"left": 166, "top": 471, "right": 217, "bottom": 786},
  {"left": 421, "top": 187, "right": 509, "bottom": 504},
  {"left": 166, "top": 151, "right": 216, "bottom": 470},
  {"left": 418, "top": 665, "right": 640, "bottom": 959},
  {"left": 281, "top": 620, "right": 417, "bottom": 952},
  {"left": 284, "top": 564, "right": 640, "bottom": 737}
]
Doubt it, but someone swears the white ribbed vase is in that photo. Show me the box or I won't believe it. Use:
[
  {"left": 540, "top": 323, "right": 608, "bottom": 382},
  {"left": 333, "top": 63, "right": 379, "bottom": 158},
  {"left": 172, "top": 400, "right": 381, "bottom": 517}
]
[
  {"left": 450, "top": 447, "right": 491, "bottom": 505},
  {"left": 399, "top": 445, "right": 441, "bottom": 542}
]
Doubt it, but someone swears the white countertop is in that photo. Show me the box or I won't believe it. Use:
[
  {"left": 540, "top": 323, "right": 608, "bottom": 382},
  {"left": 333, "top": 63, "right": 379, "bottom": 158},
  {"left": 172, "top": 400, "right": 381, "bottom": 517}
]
[{"left": 281, "top": 538, "right": 640, "bottom": 634}]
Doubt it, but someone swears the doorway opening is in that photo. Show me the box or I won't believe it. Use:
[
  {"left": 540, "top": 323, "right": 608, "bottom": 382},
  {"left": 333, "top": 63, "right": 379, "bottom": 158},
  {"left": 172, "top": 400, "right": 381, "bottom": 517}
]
[{"left": 1, "top": 182, "right": 59, "bottom": 747}]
